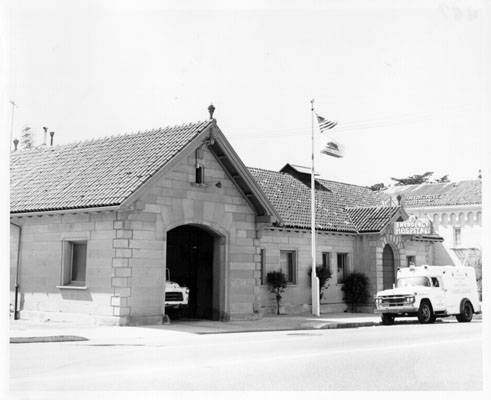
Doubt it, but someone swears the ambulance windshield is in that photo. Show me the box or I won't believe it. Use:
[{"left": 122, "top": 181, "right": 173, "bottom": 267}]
[{"left": 397, "top": 276, "right": 431, "bottom": 288}]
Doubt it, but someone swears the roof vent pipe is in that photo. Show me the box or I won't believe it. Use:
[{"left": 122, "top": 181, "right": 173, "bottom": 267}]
[
  {"left": 50, "top": 131, "right": 54, "bottom": 146},
  {"left": 13, "top": 138, "right": 19, "bottom": 151},
  {"left": 42, "top": 127, "right": 48, "bottom": 145}
]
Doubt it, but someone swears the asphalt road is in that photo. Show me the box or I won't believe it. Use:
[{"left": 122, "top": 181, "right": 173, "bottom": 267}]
[{"left": 10, "top": 320, "right": 482, "bottom": 391}]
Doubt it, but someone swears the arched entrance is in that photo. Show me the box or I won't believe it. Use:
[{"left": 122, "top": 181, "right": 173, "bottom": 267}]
[
  {"left": 166, "top": 224, "right": 224, "bottom": 320},
  {"left": 382, "top": 244, "right": 396, "bottom": 290}
]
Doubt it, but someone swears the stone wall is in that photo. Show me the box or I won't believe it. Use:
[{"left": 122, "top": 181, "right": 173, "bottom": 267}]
[
  {"left": 255, "top": 228, "right": 356, "bottom": 314},
  {"left": 10, "top": 212, "right": 117, "bottom": 323},
  {"left": 119, "top": 144, "right": 258, "bottom": 322}
]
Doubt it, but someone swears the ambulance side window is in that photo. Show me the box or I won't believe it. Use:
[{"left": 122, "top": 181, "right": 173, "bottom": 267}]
[{"left": 431, "top": 277, "right": 439, "bottom": 287}]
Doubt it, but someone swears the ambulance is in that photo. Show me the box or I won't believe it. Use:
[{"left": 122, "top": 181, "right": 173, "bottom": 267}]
[{"left": 375, "top": 265, "right": 481, "bottom": 325}]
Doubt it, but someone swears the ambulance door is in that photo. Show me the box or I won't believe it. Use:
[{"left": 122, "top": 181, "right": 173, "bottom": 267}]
[{"left": 430, "top": 276, "right": 446, "bottom": 312}]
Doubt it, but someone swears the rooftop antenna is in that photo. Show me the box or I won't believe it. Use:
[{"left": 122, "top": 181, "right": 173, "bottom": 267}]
[{"left": 9, "top": 100, "right": 17, "bottom": 151}]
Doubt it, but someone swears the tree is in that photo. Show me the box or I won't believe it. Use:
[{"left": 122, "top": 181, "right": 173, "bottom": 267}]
[
  {"left": 308, "top": 265, "right": 332, "bottom": 300},
  {"left": 266, "top": 271, "right": 288, "bottom": 315},
  {"left": 390, "top": 172, "right": 434, "bottom": 186},
  {"left": 435, "top": 175, "right": 450, "bottom": 183},
  {"left": 368, "top": 182, "right": 386, "bottom": 191},
  {"left": 341, "top": 272, "right": 370, "bottom": 312}
]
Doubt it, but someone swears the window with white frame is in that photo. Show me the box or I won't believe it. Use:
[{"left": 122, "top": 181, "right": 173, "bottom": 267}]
[
  {"left": 407, "top": 255, "right": 416, "bottom": 267},
  {"left": 61, "top": 240, "right": 87, "bottom": 286},
  {"left": 322, "top": 252, "right": 331, "bottom": 274},
  {"left": 280, "top": 250, "right": 297, "bottom": 284},
  {"left": 337, "top": 253, "right": 349, "bottom": 283}
]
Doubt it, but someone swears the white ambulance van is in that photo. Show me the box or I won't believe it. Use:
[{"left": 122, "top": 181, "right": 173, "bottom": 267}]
[{"left": 375, "top": 265, "right": 481, "bottom": 325}]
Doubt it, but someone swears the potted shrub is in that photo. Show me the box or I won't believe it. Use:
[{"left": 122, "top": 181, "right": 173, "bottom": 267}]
[
  {"left": 308, "top": 265, "right": 332, "bottom": 300},
  {"left": 266, "top": 270, "right": 288, "bottom": 315},
  {"left": 341, "top": 272, "right": 369, "bottom": 312}
]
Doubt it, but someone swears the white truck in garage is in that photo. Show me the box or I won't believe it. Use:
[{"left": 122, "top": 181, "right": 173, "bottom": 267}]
[
  {"left": 375, "top": 265, "right": 481, "bottom": 325},
  {"left": 164, "top": 269, "right": 190, "bottom": 310}
]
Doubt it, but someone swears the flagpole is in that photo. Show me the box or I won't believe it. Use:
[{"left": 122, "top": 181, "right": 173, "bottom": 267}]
[{"left": 311, "top": 99, "right": 320, "bottom": 317}]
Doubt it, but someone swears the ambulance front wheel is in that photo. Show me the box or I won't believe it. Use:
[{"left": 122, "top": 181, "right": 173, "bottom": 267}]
[{"left": 417, "top": 300, "right": 434, "bottom": 324}]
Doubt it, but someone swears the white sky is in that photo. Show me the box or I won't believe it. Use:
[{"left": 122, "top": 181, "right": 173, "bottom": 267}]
[{"left": 2, "top": 0, "right": 489, "bottom": 186}]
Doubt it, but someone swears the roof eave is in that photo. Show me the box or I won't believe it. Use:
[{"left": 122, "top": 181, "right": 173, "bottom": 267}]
[
  {"left": 210, "top": 123, "right": 283, "bottom": 224},
  {"left": 10, "top": 204, "right": 120, "bottom": 217}
]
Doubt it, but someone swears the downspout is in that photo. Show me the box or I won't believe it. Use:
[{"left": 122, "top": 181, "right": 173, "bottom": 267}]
[{"left": 10, "top": 221, "right": 22, "bottom": 320}]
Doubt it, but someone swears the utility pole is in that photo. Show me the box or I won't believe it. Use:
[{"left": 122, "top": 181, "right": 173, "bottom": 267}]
[{"left": 9, "top": 100, "right": 17, "bottom": 150}]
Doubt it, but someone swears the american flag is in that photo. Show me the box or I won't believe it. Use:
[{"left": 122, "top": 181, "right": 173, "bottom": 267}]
[
  {"left": 316, "top": 114, "right": 343, "bottom": 158},
  {"left": 316, "top": 115, "right": 337, "bottom": 133}
]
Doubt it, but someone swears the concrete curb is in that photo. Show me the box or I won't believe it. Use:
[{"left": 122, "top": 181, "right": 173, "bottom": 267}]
[
  {"left": 197, "top": 320, "right": 380, "bottom": 334},
  {"left": 10, "top": 335, "right": 89, "bottom": 344}
]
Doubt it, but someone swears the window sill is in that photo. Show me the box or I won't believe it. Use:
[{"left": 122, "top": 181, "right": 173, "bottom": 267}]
[
  {"left": 56, "top": 285, "right": 88, "bottom": 290},
  {"left": 190, "top": 182, "right": 208, "bottom": 188}
]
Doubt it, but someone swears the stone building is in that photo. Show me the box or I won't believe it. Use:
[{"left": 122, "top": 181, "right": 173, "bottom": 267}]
[
  {"left": 385, "top": 181, "right": 482, "bottom": 296},
  {"left": 10, "top": 114, "right": 443, "bottom": 325},
  {"left": 385, "top": 181, "right": 481, "bottom": 264}
]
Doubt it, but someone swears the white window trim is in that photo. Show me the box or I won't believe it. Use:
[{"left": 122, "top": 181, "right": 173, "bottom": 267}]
[
  {"left": 279, "top": 248, "right": 298, "bottom": 286},
  {"left": 335, "top": 252, "right": 351, "bottom": 286},
  {"left": 60, "top": 238, "right": 89, "bottom": 288}
]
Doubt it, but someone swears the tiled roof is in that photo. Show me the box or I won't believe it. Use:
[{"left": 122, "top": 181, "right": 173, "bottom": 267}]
[
  {"left": 248, "top": 167, "right": 398, "bottom": 233},
  {"left": 384, "top": 180, "right": 481, "bottom": 208},
  {"left": 317, "top": 178, "right": 393, "bottom": 208},
  {"left": 345, "top": 206, "right": 401, "bottom": 233},
  {"left": 10, "top": 120, "right": 212, "bottom": 213}
]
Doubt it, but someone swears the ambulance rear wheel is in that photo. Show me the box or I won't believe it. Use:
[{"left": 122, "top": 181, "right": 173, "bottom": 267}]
[
  {"left": 417, "top": 300, "right": 434, "bottom": 324},
  {"left": 381, "top": 314, "right": 395, "bottom": 325},
  {"left": 456, "top": 301, "right": 473, "bottom": 323}
]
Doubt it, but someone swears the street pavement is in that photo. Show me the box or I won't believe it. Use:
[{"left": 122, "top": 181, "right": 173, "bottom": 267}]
[{"left": 10, "top": 319, "right": 482, "bottom": 391}]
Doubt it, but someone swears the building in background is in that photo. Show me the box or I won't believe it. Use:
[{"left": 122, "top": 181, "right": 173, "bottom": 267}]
[{"left": 385, "top": 181, "right": 482, "bottom": 296}]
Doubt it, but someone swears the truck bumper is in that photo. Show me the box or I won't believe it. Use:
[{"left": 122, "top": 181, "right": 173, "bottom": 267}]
[{"left": 375, "top": 306, "right": 418, "bottom": 314}]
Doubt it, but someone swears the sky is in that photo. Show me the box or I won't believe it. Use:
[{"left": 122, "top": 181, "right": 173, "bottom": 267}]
[{"left": 2, "top": 0, "right": 489, "bottom": 187}]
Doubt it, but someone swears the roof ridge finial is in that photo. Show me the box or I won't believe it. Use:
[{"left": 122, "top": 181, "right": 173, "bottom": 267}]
[{"left": 208, "top": 104, "right": 215, "bottom": 120}]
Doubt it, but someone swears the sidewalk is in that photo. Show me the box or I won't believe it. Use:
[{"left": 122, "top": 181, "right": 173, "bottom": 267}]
[
  {"left": 10, "top": 312, "right": 382, "bottom": 343},
  {"left": 10, "top": 312, "right": 473, "bottom": 344}
]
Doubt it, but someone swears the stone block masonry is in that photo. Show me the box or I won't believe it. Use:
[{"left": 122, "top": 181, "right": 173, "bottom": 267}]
[{"left": 11, "top": 212, "right": 118, "bottom": 323}]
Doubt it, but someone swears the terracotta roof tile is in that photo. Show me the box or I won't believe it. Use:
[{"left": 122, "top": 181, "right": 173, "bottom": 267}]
[
  {"left": 10, "top": 120, "right": 212, "bottom": 213},
  {"left": 345, "top": 206, "right": 400, "bottom": 233},
  {"left": 384, "top": 180, "right": 481, "bottom": 208},
  {"left": 248, "top": 167, "right": 398, "bottom": 233}
]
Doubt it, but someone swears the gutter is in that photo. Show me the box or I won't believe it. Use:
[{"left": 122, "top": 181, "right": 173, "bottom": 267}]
[{"left": 10, "top": 221, "right": 22, "bottom": 320}]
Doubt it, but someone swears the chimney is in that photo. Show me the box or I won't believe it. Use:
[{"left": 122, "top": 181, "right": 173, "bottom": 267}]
[
  {"left": 42, "top": 127, "right": 48, "bottom": 145},
  {"left": 50, "top": 131, "right": 55, "bottom": 146},
  {"left": 13, "top": 138, "right": 19, "bottom": 151}
]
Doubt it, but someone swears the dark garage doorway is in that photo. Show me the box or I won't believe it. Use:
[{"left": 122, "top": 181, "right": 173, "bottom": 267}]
[
  {"left": 166, "top": 224, "right": 220, "bottom": 320},
  {"left": 382, "top": 244, "right": 395, "bottom": 290}
]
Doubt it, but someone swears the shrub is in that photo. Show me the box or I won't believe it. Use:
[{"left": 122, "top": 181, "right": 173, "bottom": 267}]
[
  {"left": 308, "top": 265, "right": 332, "bottom": 299},
  {"left": 341, "top": 272, "right": 370, "bottom": 312},
  {"left": 266, "top": 270, "right": 288, "bottom": 315}
]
